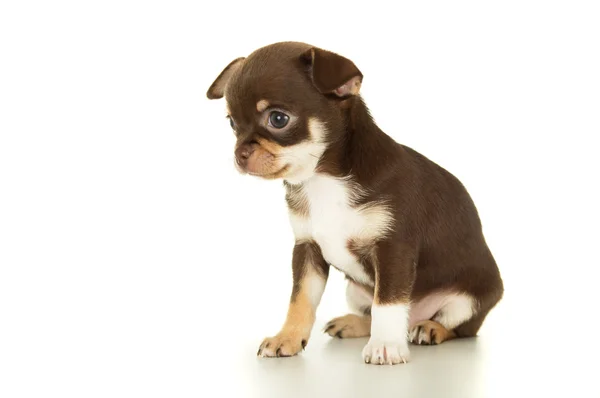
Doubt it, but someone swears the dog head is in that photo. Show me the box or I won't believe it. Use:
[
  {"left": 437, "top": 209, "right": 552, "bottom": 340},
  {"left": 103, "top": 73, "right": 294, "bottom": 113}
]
[{"left": 207, "top": 42, "right": 363, "bottom": 184}]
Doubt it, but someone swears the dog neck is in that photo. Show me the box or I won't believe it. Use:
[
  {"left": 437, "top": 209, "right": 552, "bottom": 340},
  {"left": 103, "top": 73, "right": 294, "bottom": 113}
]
[{"left": 315, "top": 96, "right": 404, "bottom": 186}]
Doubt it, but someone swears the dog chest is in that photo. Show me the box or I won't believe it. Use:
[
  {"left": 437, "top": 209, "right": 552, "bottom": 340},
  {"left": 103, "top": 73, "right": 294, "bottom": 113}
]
[{"left": 288, "top": 175, "right": 392, "bottom": 286}]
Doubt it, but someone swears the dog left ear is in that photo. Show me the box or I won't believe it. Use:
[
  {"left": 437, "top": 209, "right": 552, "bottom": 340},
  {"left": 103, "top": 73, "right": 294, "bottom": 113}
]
[
  {"left": 206, "top": 57, "right": 245, "bottom": 99},
  {"left": 301, "top": 47, "right": 363, "bottom": 98}
]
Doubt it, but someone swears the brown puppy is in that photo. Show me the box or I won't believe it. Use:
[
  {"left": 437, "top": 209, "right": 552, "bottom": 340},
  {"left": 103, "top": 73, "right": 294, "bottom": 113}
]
[{"left": 207, "top": 42, "right": 503, "bottom": 365}]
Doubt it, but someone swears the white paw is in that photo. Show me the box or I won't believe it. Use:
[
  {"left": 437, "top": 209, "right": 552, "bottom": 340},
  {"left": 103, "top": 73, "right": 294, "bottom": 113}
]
[{"left": 361, "top": 338, "right": 410, "bottom": 365}]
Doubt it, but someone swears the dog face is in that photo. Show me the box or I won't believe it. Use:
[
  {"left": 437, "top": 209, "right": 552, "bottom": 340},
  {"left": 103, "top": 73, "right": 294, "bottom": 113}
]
[{"left": 207, "top": 42, "right": 363, "bottom": 184}]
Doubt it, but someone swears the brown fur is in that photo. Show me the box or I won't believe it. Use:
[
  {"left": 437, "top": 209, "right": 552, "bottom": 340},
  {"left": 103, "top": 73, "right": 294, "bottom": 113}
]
[
  {"left": 284, "top": 181, "right": 309, "bottom": 217},
  {"left": 257, "top": 241, "right": 328, "bottom": 357},
  {"left": 207, "top": 41, "right": 504, "bottom": 352},
  {"left": 291, "top": 240, "right": 328, "bottom": 300}
]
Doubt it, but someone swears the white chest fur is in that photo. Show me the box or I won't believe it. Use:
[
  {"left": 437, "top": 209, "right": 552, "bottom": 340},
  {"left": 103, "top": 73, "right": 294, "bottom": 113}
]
[{"left": 288, "top": 174, "right": 393, "bottom": 286}]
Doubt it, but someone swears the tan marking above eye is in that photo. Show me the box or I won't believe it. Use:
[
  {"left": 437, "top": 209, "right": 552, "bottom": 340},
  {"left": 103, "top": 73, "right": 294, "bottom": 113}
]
[{"left": 256, "top": 100, "right": 270, "bottom": 112}]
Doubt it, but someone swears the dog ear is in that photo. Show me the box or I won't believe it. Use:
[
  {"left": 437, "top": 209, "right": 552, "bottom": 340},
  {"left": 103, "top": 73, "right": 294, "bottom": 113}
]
[
  {"left": 206, "top": 57, "right": 245, "bottom": 99},
  {"left": 301, "top": 47, "right": 363, "bottom": 98}
]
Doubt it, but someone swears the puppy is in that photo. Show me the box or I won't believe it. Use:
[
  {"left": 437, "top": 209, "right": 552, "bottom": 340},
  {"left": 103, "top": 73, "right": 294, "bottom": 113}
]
[{"left": 206, "top": 42, "right": 503, "bottom": 365}]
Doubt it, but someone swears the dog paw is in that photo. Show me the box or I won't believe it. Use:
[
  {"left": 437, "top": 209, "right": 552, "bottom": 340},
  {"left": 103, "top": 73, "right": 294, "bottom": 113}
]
[
  {"left": 323, "top": 314, "right": 371, "bottom": 338},
  {"left": 362, "top": 338, "right": 410, "bottom": 365},
  {"left": 409, "top": 320, "right": 456, "bottom": 345},
  {"left": 257, "top": 332, "right": 308, "bottom": 358}
]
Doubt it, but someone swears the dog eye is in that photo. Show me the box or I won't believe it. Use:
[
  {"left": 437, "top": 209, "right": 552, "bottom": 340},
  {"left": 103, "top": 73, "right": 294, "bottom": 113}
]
[
  {"left": 268, "top": 111, "right": 289, "bottom": 129},
  {"left": 227, "top": 116, "right": 235, "bottom": 129}
]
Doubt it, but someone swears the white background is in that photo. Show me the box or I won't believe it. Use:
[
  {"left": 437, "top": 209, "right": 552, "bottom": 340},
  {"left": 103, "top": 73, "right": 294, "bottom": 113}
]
[{"left": 1, "top": 1, "right": 599, "bottom": 397}]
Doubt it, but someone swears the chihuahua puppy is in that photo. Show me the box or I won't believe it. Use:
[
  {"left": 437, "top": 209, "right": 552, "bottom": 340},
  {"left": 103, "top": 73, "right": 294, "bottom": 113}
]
[{"left": 206, "top": 42, "right": 503, "bottom": 365}]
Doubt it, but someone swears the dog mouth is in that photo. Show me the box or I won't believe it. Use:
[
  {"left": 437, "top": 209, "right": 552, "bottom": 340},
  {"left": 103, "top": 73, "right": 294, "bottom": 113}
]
[{"left": 248, "top": 164, "right": 290, "bottom": 179}]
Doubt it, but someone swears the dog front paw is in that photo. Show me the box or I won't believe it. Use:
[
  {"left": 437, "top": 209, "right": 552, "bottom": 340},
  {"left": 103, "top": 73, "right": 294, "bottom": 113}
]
[
  {"left": 257, "top": 332, "right": 308, "bottom": 358},
  {"left": 361, "top": 338, "right": 410, "bottom": 365}
]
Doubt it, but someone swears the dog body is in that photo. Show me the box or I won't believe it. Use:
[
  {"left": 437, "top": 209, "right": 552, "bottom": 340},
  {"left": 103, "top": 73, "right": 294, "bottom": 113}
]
[
  {"left": 207, "top": 41, "right": 504, "bottom": 365},
  {"left": 289, "top": 173, "right": 391, "bottom": 286}
]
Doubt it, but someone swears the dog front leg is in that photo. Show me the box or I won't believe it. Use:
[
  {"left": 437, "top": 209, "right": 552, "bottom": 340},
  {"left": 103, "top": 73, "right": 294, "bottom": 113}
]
[
  {"left": 362, "top": 240, "right": 416, "bottom": 365},
  {"left": 257, "top": 241, "right": 328, "bottom": 357}
]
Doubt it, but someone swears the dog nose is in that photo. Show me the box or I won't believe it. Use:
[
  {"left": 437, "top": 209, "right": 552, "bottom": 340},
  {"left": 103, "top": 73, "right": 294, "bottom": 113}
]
[{"left": 235, "top": 143, "right": 256, "bottom": 167}]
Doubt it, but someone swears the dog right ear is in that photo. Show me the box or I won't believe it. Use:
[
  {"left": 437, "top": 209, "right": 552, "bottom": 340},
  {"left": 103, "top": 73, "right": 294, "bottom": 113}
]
[
  {"left": 206, "top": 57, "right": 245, "bottom": 99},
  {"left": 301, "top": 47, "right": 363, "bottom": 98}
]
